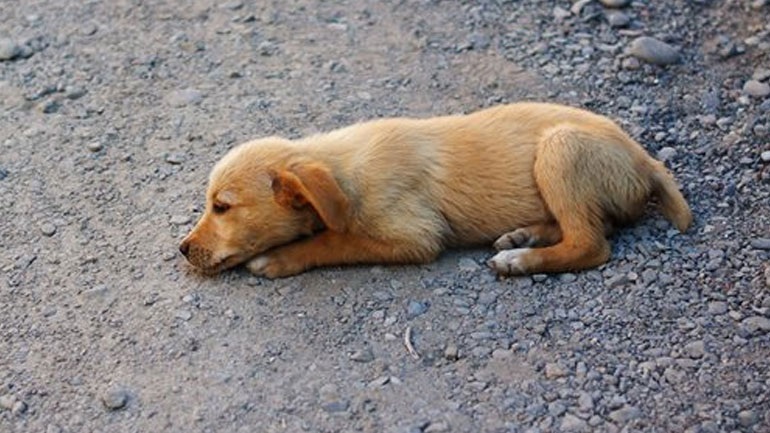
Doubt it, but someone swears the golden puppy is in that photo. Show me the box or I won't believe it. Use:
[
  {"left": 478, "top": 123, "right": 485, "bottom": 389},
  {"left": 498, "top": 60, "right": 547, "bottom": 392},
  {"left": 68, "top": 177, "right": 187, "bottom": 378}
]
[{"left": 179, "top": 103, "right": 691, "bottom": 278}]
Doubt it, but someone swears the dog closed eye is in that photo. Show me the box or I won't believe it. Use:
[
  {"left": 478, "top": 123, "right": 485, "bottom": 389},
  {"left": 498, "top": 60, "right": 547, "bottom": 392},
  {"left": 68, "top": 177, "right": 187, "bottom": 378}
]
[{"left": 212, "top": 202, "right": 230, "bottom": 214}]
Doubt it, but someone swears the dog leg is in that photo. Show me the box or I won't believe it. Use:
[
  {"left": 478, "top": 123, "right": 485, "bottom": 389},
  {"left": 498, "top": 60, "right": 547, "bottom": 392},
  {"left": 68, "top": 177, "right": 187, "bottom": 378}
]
[
  {"left": 493, "top": 223, "right": 563, "bottom": 251},
  {"left": 490, "top": 124, "right": 625, "bottom": 275},
  {"left": 247, "top": 231, "right": 439, "bottom": 278}
]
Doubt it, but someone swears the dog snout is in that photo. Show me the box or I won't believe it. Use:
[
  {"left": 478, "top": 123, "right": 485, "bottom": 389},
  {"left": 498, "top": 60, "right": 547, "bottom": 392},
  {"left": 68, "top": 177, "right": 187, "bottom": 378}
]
[{"left": 179, "top": 239, "right": 191, "bottom": 257}]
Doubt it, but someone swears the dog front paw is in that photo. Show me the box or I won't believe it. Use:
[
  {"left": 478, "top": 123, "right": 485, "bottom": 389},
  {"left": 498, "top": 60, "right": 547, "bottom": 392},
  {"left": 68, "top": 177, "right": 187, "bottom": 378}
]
[
  {"left": 487, "top": 248, "right": 532, "bottom": 275},
  {"left": 246, "top": 254, "right": 301, "bottom": 279}
]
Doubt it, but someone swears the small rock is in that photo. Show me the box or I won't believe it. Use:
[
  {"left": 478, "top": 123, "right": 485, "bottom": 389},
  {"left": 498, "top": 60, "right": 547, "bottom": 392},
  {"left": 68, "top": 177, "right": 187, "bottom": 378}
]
[
  {"left": 321, "top": 400, "right": 349, "bottom": 413},
  {"left": 750, "top": 238, "right": 770, "bottom": 250},
  {"left": 561, "top": 413, "right": 588, "bottom": 432},
  {"left": 559, "top": 273, "right": 577, "bottom": 283},
  {"left": 458, "top": 257, "right": 480, "bottom": 272},
  {"left": 406, "top": 300, "right": 429, "bottom": 319},
  {"left": 170, "top": 215, "right": 191, "bottom": 225},
  {"left": 707, "top": 301, "right": 728, "bottom": 315},
  {"left": 86, "top": 141, "right": 103, "bottom": 152},
  {"left": 743, "top": 80, "right": 770, "bottom": 98},
  {"left": 41, "top": 223, "right": 57, "bottom": 236},
  {"left": 754, "top": 68, "right": 770, "bottom": 82},
  {"left": 0, "top": 394, "right": 16, "bottom": 410},
  {"left": 553, "top": 6, "right": 571, "bottom": 21},
  {"left": 39, "top": 100, "right": 60, "bottom": 114},
  {"left": 761, "top": 151, "right": 770, "bottom": 162},
  {"left": 0, "top": 38, "right": 20, "bottom": 60},
  {"left": 168, "top": 88, "right": 203, "bottom": 107},
  {"left": 621, "top": 56, "right": 641, "bottom": 70},
  {"left": 544, "top": 362, "right": 567, "bottom": 379},
  {"left": 0, "top": 168, "right": 7, "bottom": 180},
  {"left": 599, "top": 0, "right": 630, "bottom": 7},
  {"left": 175, "top": 309, "right": 193, "bottom": 321},
  {"left": 684, "top": 340, "right": 706, "bottom": 359},
  {"left": 608, "top": 405, "right": 641, "bottom": 423},
  {"left": 350, "top": 347, "right": 375, "bottom": 363},
  {"left": 424, "top": 421, "right": 450, "bottom": 433},
  {"left": 742, "top": 316, "right": 770, "bottom": 334},
  {"left": 102, "top": 387, "right": 129, "bottom": 410},
  {"left": 606, "top": 11, "right": 630, "bottom": 28},
  {"left": 629, "top": 37, "right": 681, "bottom": 66},
  {"left": 548, "top": 401, "right": 567, "bottom": 417},
  {"left": 578, "top": 392, "right": 594, "bottom": 412},
  {"left": 221, "top": 0, "right": 243, "bottom": 9},
  {"left": 11, "top": 401, "right": 27, "bottom": 416},
  {"left": 65, "top": 86, "right": 87, "bottom": 100},
  {"left": 444, "top": 343, "right": 459, "bottom": 361},
  {"left": 657, "top": 147, "right": 677, "bottom": 162},
  {"left": 165, "top": 152, "right": 185, "bottom": 165},
  {"left": 737, "top": 409, "right": 758, "bottom": 427}
]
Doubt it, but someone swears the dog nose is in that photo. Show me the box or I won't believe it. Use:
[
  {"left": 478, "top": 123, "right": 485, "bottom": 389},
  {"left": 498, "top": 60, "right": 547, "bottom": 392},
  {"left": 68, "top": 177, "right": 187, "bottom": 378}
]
[{"left": 179, "top": 240, "right": 190, "bottom": 257}]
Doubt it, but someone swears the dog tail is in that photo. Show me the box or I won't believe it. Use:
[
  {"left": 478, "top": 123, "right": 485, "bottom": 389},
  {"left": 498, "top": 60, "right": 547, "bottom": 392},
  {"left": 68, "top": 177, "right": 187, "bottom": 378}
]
[{"left": 650, "top": 162, "right": 692, "bottom": 232}]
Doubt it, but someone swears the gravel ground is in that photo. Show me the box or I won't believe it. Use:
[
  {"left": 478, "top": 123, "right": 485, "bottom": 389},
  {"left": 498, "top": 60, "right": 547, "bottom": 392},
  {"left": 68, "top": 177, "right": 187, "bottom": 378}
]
[{"left": 2, "top": 1, "right": 769, "bottom": 432}]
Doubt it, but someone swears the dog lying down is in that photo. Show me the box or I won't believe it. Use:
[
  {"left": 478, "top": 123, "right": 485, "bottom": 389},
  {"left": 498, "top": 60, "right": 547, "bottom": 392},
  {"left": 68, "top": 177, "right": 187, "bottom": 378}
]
[{"left": 179, "top": 103, "right": 691, "bottom": 278}]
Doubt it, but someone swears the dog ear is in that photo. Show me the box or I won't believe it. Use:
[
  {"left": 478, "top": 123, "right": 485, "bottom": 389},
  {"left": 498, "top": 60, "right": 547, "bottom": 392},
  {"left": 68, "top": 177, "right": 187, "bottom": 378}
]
[{"left": 270, "top": 163, "right": 350, "bottom": 232}]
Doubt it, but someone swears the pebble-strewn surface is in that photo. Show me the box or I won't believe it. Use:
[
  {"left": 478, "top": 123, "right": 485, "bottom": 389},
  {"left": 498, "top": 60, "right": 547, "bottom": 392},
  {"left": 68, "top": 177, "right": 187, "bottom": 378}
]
[{"left": 1, "top": 1, "right": 768, "bottom": 432}]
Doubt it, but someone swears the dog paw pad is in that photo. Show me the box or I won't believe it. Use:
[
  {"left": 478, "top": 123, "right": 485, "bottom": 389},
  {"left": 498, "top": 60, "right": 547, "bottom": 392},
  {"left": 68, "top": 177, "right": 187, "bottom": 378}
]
[{"left": 246, "top": 255, "right": 270, "bottom": 275}]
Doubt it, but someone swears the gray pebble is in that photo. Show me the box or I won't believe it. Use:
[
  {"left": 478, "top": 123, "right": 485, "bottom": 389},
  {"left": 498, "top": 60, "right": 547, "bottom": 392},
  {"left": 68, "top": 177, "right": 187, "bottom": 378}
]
[
  {"left": 741, "top": 316, "right": 770, "bottom": 334},
  {"left": 544, "top": 362, "right": 567, "bottom": 379},
  {"left": 321, "top": 400, "right": 349, "bottom": 413},
  {"left": 561, "top": 413, "right": 588, "bottom": 432},
  {"left": 743, "top": 80, "right": 770, "bottom": 98},
  {"left": 750, "top": 238, "right": 770, "bottom": 250},
  {"left": 168, "top": 88, "right": 203, "bottom": 107},
  {"left": 11, "top": 400, "right": 27, "bottom": 416},
  {"left": 0, "top": 167, "right": 7, "bottom": 180},
  {"left": 684, "top": 340, "right": 705, "bottom": 358},
  {"left": 424, "top": 421, "right": 450, "bottom": 433},
  {"left": 657, "top": 147, "right": 677, "bottom": 162},
  {"left": 165, "top": 152, "right": 185, "bottom": 165},
  {"left": 606, "top": 11, "right": 630, "bottom": 28},
  {"left": 471, "top": 346, "right": 492, "bottom": 358},
  {"left": 0, "top": 394, "right": 15, "bottom": 410},
  {"left": 101, "top": 387, "right": 129, "bottom": 410},
  {"left": 41, "top": 223, "right": 57, "bottom": 236},
  {"left": 629, "top": 37, "right": 681, "bottom": 66},
  {"left": 599, "top": 0, "right": 630, "bottom": 7},
  {"left": 350, "top": 347, "right": 374, "bottom": 363},
  {"left": 170, "top": 215, "right": 191, "bottom": 225},
  {"left": 175, "top": 309, "right": 193, "bottom": 321},
  {"left": 65, "top": 86, "right": 87, "bottom": 100},
  {"left": 406, "top": 300, "right": 429, "bottom": 319},
  {"left": 707, "top": 301, "right": 728, "bottom": 315},
  {"left": 46, "top": 424, "right": 62, "bottom": 433},
  {"left": 553, "top": 6, "right": 571, "bottom": 21},
  {"left": 608, "top": 405, "right": 641, "bottom": 423},
  {"left": 444, "top": 343, "right": 459, "bottom": 361},
  {"left": 548, "top": 401, "right": 566, "bottom": 417},
  {"left": 737, "top": 409, "right": 758, "bottom": 427},
  {"left": 87, "top": 141, "right": 103, "bottom": 152},
  {"left": 532, "top": 273, "right": 548, "bottom": 282},
  {"left": 0, "top": 38, "right": 20, "bottom": 60},
  {"left": 559, "top": 273, "right": 577, "bottom": 283},
  {"left": 221, "top": 0, "right": 244, "bottom": 10},
  {"left": 458, "top": 257, "right": 480, "bottom": 272},
  {"left": 578, "top": 392, "right": 594, "bottom": 412},
  {"left": 761, "top": 151, "right": 770, "bottom": 162}
]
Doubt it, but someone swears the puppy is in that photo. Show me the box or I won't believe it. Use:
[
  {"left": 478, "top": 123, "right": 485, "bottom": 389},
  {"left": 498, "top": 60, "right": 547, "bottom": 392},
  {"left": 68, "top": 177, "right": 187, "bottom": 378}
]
[{"left": 179, "top": 103, "right": 691, "bottom": 278}]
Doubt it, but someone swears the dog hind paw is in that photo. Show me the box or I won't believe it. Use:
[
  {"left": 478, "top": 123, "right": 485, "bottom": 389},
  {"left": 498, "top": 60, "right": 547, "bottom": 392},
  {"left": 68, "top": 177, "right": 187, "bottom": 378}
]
[
  {"left": 487, "top": 248, "right": 531, "bottom": 275},
  {"left": 493, "top": 229, "right": 535, "bottom": 251}
]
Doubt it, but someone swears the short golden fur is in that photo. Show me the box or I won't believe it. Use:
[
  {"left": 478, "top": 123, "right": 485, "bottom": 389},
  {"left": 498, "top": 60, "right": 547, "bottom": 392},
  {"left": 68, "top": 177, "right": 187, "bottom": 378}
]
[{"left": 179, "top": 103, "right": 692, "bottom": 278}]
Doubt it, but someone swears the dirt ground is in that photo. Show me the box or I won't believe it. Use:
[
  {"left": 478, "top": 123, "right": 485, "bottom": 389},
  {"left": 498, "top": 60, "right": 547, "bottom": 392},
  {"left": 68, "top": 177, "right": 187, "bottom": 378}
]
[{"left": 1, "top": 1, "right": 769, "bottom": 432}]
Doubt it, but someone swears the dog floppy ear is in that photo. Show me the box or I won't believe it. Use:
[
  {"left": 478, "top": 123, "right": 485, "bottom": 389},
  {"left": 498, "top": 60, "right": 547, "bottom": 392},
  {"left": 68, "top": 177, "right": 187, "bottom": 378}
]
[{"left": 270, "top": 163, "right": 350, "bottom": 232}]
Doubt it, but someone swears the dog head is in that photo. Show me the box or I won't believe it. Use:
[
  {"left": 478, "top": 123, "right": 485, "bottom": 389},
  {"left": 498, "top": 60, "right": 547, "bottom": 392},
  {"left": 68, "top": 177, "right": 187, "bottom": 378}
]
[{"left": 179, "top": 138, "right": 350, "bottom": 273}]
